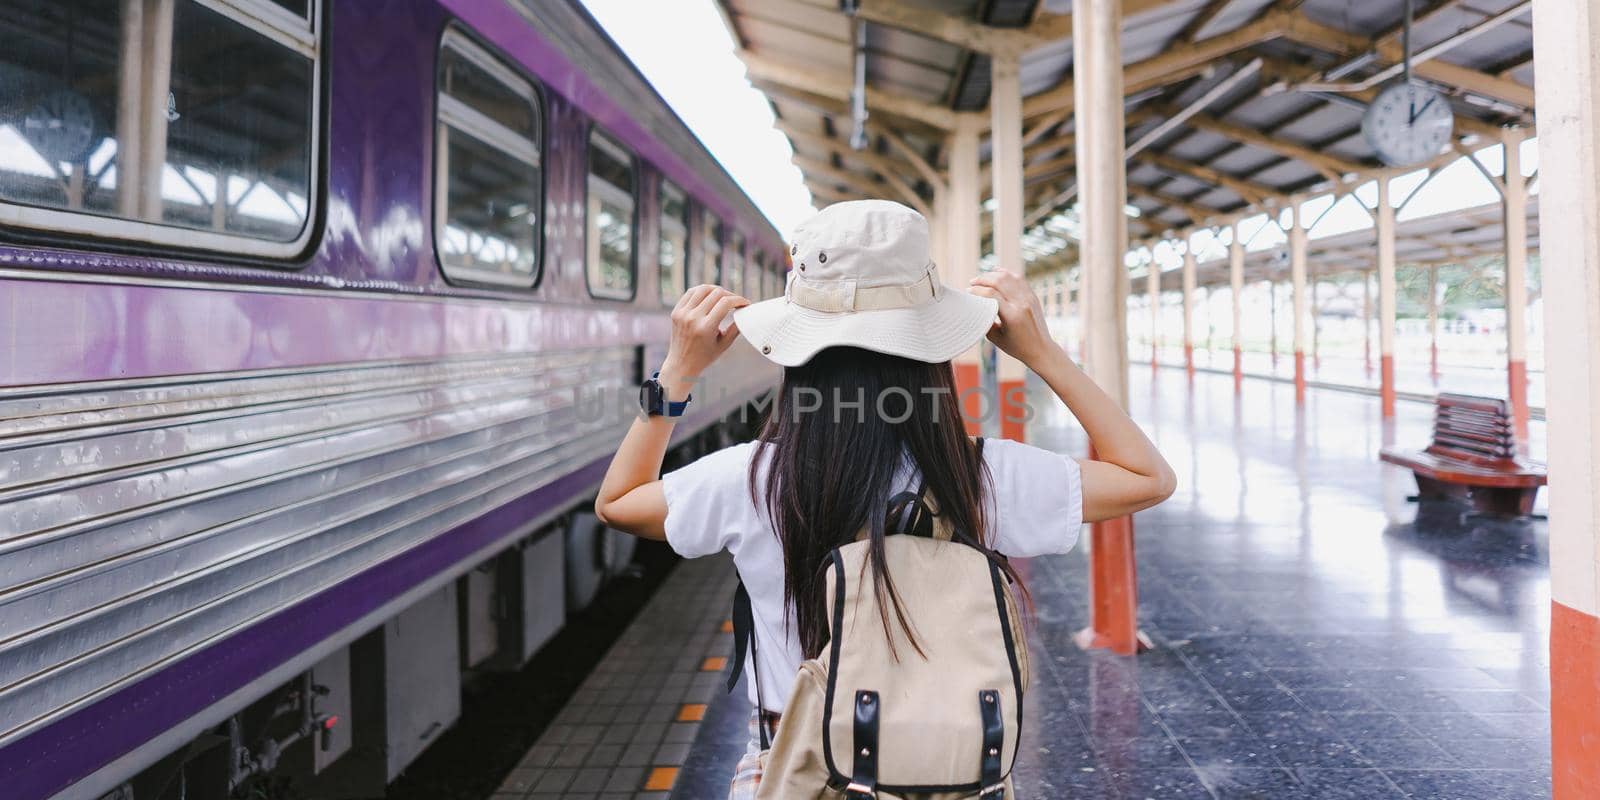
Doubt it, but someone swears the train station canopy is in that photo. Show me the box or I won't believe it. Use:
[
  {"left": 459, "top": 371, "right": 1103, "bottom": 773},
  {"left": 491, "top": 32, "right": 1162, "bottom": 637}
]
[{"left": 717, "top": 0, "right": 1536, "bottom": 277}]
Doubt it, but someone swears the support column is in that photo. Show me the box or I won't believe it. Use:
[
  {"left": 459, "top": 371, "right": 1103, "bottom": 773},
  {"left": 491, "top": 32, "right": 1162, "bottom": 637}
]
[
  {"left": 1072, "top": 0, "right": 1143, "bottom": 656},
  {"left": 1182, "top": 241, "right": 1196, "bottom": 377},
  {"left": 1290, "top": 200, "right": 1309, "bottom": 404},
  {"left": 948, "top": 117, "right": 983, "bottom": 434},
  {"left": 1530, "top": 3, "right": 1600, "bottom": 794},
  {"left": 1065, "top": 270, "right": 1078, "bottom": 358},
  {"left": 1230, "top": 222, "right": 1245, "bottom": 393},
  {"left": 1148, "top": 261, "right": 1160, "bottom": 372},
  {"left": 1378, "top": 175, "right": 1398, "bottom": 417},
  {"left": 1502, "top": 125, "right": 1532, "bottom": 444},
  {"left": 1363, "top": 269, "right": 1373, "bottom": 375},
  {"left": 1311, "top": 277, "right": 1320, "bottom": 371},
  {"left": 1428, "top": 266, "right": 1441, "bottom": 381},
  {"left": 990, "top": 53, "right": 1028, "bottom": 441},
  {"left": 1270, "top": 280, "right": 1279, "bottom": 368}
]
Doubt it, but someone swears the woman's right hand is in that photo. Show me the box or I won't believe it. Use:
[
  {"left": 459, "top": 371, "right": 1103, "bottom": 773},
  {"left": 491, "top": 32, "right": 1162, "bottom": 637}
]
[
  {"left": 968, "top": 270, "right": 1059, "bottom": 370},
  {"left": 660, "top": 285, "right": 749, "bottom": 388}
]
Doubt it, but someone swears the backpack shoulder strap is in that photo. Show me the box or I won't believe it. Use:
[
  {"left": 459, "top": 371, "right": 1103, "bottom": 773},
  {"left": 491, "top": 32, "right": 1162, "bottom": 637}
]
[{"left": 727, "top": 580, "right": 771, "bottom": 749}]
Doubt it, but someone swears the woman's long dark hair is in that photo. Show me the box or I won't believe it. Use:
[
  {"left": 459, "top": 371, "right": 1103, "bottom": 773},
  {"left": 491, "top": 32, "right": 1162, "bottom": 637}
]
[{"left": 748, "top": 346, "right": 1025, "bottom": 660}]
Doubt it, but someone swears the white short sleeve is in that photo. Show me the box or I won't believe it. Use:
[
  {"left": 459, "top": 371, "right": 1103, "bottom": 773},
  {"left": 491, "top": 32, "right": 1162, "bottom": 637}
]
[
  {"left": 660, "top": 441, "right": 759, "bottom": 558},
  {"left": 981, "top": 437, "right": 1084, "bottom": 557}
]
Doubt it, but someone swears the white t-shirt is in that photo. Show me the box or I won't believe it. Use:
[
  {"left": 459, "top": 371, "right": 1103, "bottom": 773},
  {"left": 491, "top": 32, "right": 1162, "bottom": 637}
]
[{"left": 660, "top": 437, "right": 1084, "bottom": 713}]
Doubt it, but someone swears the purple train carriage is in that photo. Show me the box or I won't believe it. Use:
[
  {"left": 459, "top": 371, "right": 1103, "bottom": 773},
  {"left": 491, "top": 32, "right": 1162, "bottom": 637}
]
[{"left": 0, "top": 1, "right": 785, "bottom": 797}]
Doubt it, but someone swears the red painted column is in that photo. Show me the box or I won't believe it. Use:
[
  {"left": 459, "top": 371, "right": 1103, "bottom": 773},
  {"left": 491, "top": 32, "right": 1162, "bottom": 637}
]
[
  {"left": 954, "top": 361, "right": 982, "bottom": 436},
  {"left": 1508, "top": 359, "right": 1529, "bottom": 443},
  {"left": 1380, "top": 355, "right": 1396, "bottom": 418},
  {"left": 1501, "top": 125, "right": 1532, "bottom": 446},
  {"left": 1071, "top": 0, "right": 1143, "bottom": 658},
  {"left": 1530, "top": 12, "right": 1600, "bottom": 797},
  {"left": 1552, "top": 602, "right": 1600, "bottom": 798},
  {"left": 1290, "top": 199, "right": 1308, "bottom": 405},
  {"left": 998, "top": 378, "right": 1026, "bottom": 442},
  {"left": 1074, "top": 514, "right": 1145, "bottom": 655}
]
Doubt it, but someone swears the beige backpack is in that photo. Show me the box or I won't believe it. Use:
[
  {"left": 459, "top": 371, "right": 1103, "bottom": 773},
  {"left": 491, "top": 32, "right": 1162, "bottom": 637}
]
[{"left": 729, "top": 444, "right": 1029, "bottom": 799}]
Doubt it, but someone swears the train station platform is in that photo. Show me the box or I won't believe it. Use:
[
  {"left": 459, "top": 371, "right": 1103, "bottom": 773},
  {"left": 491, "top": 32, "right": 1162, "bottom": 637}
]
[{"left": 494, "top": 368, "right": 1550, "bottom": 800}]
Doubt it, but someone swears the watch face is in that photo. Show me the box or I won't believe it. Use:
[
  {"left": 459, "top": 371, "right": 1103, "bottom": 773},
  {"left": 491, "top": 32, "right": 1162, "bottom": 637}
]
[
  {"left": 639, "top": 379, "right": 663, "bottom": 415},
  {"left": 1362, "top": 82, "right": 1454, "bottom": 168}
]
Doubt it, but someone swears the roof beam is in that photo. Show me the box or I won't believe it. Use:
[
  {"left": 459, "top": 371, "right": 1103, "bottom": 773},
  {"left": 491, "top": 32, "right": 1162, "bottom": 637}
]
[
  {"left": 753, "top": 81, "right": 949, "bottom": 146},
  {"left": 1023, "top": 0, "right": 1181, "bottom": 43},
  {"left": 1282, "top": 14, "right": 1535, "bottom": 109},
  {"left": 1024, "top": 152, "right": 1076, "bottom": 182},
  {"left": 780, "top": 125, "right": 931, "bottom": 214},
  {"left": 1173, "top": 109, "right": 1365, "bottom": 180},
  {"left": 865, "top": 122, "right": 945, "bottom": 190},
  {"left": 793, "top": 154, "right": 911, "bottom": 207},
  {"left": 1020, "top": 10, "right": 1293, "bottom": 119},
  {"left": 1131, "top": 187, "right": 1223, "bottom": 224},
  {"left": 853, "top": 0, "right": 1047, "bottom": 53},
  {"left": 739, "top": 51, "right": 960, "bottom": 129},
  {"left": 806, "top": 180, "right": 860, "bottom": 206},
  {"left": 1175, "top": 0, "right": 1236, "bottom": 44},
  {"left": 1135, "top": 151, "right": 1275, "bottom": 207},
  {"left": 1256, "top": 55, "right": 1506, "bottom": 141},
  {"left": 1021, "top": 108, "right": 1070, "bottom": 149}
]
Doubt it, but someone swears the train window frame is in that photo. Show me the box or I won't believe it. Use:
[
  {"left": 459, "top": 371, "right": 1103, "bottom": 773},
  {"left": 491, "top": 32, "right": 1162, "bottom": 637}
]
[
  {"left": 0, "top": 0, "right": 324, "bottom": 260},
  {"left": 658, "top": 177, "right": 689, "bottom": 306},
  {"left": 726, "top": 230, "right": 745, "bottom": 296},
  {"left": 584, "top": 127, "right": 638, "bottom": 302},
  {"left": 433, "top": 27, "right": 546, "bottom": 291}
]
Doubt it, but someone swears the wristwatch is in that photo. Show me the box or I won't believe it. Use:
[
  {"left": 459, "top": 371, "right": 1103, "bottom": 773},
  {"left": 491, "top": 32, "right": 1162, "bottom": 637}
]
[{"left": 639, "top": 373, "right": 692, "bottom": 418}]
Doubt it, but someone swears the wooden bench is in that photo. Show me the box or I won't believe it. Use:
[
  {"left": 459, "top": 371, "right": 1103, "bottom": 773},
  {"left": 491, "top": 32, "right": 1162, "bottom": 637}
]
[{"left": 1380, "top": 393, "right": 1547, "bottom": 517}]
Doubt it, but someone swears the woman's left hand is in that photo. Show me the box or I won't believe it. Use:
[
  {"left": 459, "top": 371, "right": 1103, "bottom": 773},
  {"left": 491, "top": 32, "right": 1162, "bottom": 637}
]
[{"left": 968, "top": 271, "right": 1057, "bottom": 369}]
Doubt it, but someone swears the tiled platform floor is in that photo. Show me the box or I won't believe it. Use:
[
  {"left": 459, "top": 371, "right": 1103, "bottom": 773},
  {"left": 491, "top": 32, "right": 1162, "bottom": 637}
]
[
  {"left": 491, "top": 555, "right": 739, "bottom": 800},
  {"left": 515, "top": 368, "right": 1553, "bottom": 799}
]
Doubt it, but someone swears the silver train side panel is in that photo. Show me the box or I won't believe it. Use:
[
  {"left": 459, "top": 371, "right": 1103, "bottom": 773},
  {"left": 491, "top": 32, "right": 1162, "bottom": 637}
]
[{"left": 0, "top": 343, "right": 773, "bottom": 756}]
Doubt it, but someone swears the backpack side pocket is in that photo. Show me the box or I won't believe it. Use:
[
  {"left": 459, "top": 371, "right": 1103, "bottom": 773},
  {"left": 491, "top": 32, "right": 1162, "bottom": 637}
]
[{"left": 755, "top": 659, "right": 836, "bottom": 799}]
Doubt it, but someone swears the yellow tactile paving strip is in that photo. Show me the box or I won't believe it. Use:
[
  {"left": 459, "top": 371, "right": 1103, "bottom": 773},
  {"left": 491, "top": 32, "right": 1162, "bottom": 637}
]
[{"left": 491, "top": 555, "right": 738, "bottom": 800}]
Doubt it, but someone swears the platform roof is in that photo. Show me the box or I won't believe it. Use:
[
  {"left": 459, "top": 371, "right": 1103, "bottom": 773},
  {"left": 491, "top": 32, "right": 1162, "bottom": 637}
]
[{"left": 718, "top": 0, "right": 1535, "bottom": 268}]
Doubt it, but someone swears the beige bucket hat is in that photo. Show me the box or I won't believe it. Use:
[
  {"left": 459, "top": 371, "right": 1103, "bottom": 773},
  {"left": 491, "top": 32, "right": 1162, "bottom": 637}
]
[{"left": 734, "top": 200, "right": 999, "bottom": 367}]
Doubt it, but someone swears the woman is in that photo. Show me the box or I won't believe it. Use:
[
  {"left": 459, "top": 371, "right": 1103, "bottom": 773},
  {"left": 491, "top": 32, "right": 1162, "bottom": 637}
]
[{"left": 595, "top": 200, "right": 1174, "bottom": 795}]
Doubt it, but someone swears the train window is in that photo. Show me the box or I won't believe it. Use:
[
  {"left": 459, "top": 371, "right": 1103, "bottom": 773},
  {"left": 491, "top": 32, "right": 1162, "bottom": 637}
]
[
  {"left": 0, "top": 0, "right": 320, "bottom": 257},
  {"left": 659, "top": 179, "right": 688, "bottom": 305},
  {"left": 700, "top": 209, "right": 722, "bottom": 286},
  {"left": 767, "top": 254, "right": 781, "bottom": 298},
  {"left": 586, "top": 129, "right": 635, "bottom": 300},
  {"left": 436, "top": 33, "right": 543, "bottom": 288},
  {"left": 726, "top": 232, "right": 745, "bottom": 296}
]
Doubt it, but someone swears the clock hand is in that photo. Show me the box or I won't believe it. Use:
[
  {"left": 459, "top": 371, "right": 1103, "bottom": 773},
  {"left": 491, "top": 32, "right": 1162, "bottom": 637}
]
[{"left": 1409, "top": 96, "right": 1436, "bottom": 126}]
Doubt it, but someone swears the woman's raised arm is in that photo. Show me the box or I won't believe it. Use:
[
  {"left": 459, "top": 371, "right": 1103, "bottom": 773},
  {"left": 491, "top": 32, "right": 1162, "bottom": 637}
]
[
  {"left": 968, "top": 271, "right": 1176, "bottom": 522},
  {"left": 593, "top": 285, "right": 749, "bottom": 539}
]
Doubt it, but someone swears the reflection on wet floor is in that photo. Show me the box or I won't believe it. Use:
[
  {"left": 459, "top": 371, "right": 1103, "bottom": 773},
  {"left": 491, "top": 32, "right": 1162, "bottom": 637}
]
[
  {"left": 670, "top": 368, "right": 1551, "bottom": 799},
  {"left": 1017, "top": 368, "right": 1550, "bottom": 799}
]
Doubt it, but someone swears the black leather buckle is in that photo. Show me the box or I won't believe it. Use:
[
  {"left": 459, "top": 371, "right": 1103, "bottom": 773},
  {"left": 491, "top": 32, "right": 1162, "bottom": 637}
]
[
  {"left": 979, "top": 689, "right": 1004, "bottom": 793},
  {"left": 846, "top": 690, "right": 879, "bottom": 798}
]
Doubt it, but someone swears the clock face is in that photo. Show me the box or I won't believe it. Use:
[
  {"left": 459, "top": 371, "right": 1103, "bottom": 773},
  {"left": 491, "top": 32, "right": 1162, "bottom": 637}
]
[{"left": 1363, "top": 82, "right": 1455, "bottom": 168}]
